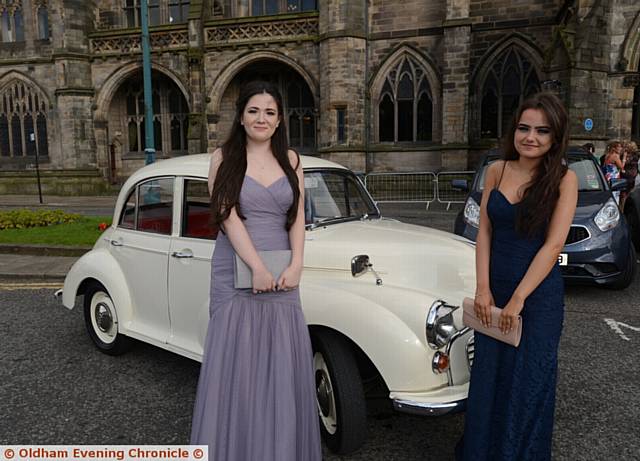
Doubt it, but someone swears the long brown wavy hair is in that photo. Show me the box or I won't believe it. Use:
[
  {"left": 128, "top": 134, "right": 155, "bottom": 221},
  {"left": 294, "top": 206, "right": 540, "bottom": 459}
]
[
  {"left": 209, "top": 81, "right": 300, "bottom": 230},
  {"left": 502, "top": 92, "right": 569, "bottom": 237}
]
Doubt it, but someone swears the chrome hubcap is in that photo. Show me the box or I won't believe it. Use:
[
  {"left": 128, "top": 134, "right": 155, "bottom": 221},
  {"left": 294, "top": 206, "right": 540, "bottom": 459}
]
[
  {"left": 316, "top": 370, "right": 332, "bottom": 416},
  {"left": 95, "top": 302, "right": 113, "bottom": 332},
  {"left": 314, "top": 352, "right": 337, "bottom": 435}
]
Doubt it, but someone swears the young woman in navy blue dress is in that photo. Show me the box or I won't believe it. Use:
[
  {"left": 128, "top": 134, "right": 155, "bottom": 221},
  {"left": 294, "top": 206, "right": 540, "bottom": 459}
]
[{"left": 458, "top": 93, "right": 578, "bottom": 461}]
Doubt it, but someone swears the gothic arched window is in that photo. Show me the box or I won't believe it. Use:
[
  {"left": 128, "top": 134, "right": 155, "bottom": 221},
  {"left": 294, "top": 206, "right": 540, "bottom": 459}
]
[
  {"left": 122, "top": 74, "right": 188, "bottom": 155},
  {"left": 378, "top": 55, "right": 433, "bottom": 143},
  {"left": 286, "top": 80, "right": 315, "bottom": 150},
  {"left": 0, "top": 79, "right": 49, "bottom": 159},
  {"left": 251, "top": 0, "right": 316, "bottom": 15},
  {"left": 480, "top": 46, "right": 540, "bottom": 139},
  {"left": 124, "top": 0, "right": 189, "bottom": 27},
  {"left": 37, "top": 4, "right": 49, "bottom": 40},
  {"left": 0, "top": 2, "right": 25, "bottom": 43}
]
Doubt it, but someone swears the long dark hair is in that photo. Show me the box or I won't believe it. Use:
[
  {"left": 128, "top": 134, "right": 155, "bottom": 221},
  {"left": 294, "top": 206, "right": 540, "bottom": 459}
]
[
  {"left": 209, "top": 81, "right": 300, "bottom": 230},
  {"left": 502, "top": 92, "right": 569, "bottom": 237}
]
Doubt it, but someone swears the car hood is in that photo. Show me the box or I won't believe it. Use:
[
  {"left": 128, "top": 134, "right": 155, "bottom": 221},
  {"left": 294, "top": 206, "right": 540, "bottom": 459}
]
[
  {"left": 468, "top": 190, "right": 610, "bottom": 221},
  {"left": 575, "top": 191, "right": 612, "bottom": 219},
  {"left": 305, "top": 218, "right": 476, "bottom": 300}
]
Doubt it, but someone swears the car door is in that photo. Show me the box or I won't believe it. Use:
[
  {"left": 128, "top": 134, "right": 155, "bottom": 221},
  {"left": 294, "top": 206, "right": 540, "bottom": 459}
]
[
  {"left": 109, "top": 176, "right": 174, "bottom": 342},
  {"left": 167, "top": 177, "right": 217, "bottom": 358}
]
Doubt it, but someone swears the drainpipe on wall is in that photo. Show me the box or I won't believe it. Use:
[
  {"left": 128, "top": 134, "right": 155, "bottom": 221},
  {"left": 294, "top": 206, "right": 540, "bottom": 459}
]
[{"left": 141, "top": 0, "right": 155, "bottom": 164}]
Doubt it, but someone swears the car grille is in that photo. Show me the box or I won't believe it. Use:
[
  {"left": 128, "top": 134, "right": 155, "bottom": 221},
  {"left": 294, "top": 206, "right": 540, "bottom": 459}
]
[
  {"left": 565, "top": 225, "right": 590, "bottom": 245},
  {"left": 466, "top": 335, "right": 475, "bottom": 370}
]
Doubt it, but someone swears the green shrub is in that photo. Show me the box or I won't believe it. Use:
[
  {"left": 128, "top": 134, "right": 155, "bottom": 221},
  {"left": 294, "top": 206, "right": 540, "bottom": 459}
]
[{"left": 0, "top": 209, "right": 82, "bottom": 230}]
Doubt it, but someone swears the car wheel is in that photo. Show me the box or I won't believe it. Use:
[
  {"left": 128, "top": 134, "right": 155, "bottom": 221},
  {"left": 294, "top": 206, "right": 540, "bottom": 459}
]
[
  {"left": 609, "top": 244, "right": 637, "bottom": 290},
  {"left": 312, "top": 330, "right": 367, "bottom": 455},
  {"left": 83, "top": 282, "right": 133, "bottom": 355}
]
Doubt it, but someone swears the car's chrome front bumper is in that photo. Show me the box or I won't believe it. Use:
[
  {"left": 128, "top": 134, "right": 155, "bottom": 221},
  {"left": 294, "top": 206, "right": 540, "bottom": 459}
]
[
  {"left": 392, "top": 397, "right": 466, "bottom": 416},
  {"left": 390, "top": 383, "right": 468, "bottom": 416}
]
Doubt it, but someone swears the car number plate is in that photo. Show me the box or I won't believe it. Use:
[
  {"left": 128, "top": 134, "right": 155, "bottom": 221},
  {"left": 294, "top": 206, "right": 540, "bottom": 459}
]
[{"left": 558, "top": 253, "right": 568, "bottom": 266}]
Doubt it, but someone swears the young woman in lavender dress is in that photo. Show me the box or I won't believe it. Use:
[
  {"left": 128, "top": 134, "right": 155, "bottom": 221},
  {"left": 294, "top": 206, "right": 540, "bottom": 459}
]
[
  {"left": 458, "top": 93, "right": 578, "bottom": 461},
  {"left": 190, "top": 81, "right": 321, "bottom": 461}
]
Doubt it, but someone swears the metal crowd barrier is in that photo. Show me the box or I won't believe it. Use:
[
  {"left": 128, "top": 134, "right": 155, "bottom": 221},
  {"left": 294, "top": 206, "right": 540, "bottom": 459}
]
[
  {"left": 364, "top": 172, "right": 437, "bottom": 209},
  {"left": 435, "top": 171, "right": 476, "bottom": 210},
  {"left": 363, "top": 170, "right": 476, "bottom": 210}
]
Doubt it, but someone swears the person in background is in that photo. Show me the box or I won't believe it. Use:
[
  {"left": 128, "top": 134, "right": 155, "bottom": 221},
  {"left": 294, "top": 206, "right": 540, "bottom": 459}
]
[
  {"left": 602, "top": 141, "right": 625, "bottom": 205},
  {"left": 620, "top": 141, "right": 638, "bottom": 211},
  {"left": 581, "top": 142, "right": 595, "bottom": 157},
  {"left": 457, "top": 93, "right": 577, "bottom": 461}
]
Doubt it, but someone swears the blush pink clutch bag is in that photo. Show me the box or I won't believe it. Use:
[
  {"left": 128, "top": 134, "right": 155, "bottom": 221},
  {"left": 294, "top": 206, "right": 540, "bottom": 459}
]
[{"left": 462, "top": 297, "right": 522, "bottom": 347}]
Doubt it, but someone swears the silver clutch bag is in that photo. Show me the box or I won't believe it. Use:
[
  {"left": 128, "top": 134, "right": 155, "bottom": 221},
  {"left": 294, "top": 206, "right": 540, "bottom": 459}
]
[
  {"left": 462, "top": 297, "right": 522, "bottom": 347},
  {"left": 233, "top": 250, "right": 292, "bottom": 289}
]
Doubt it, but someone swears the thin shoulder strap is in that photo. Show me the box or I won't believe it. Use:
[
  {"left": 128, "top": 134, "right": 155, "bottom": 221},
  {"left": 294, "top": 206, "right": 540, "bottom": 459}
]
[{"left": 495, "top": 160, "right": 507, "bottom": 189}]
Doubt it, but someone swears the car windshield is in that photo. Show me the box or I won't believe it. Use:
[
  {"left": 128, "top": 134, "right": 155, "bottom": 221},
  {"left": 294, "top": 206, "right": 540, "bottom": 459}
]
[
  {"left": 475, "top": 155, "right": 605, "bottom": 192},
  {"left": 304, "top": 169, "right": 379, "bottom": 227}
]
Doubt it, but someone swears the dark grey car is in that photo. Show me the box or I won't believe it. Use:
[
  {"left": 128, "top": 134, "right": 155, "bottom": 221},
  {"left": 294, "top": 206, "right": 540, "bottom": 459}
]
[{"left": 454, "top": 147, "right": 637, "bottom": 290}]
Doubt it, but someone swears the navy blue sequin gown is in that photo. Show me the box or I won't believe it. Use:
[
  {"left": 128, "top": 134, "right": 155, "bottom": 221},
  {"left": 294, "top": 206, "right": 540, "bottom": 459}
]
[{"left": 458, "top": 188, "right": 564, "bottom": 461}]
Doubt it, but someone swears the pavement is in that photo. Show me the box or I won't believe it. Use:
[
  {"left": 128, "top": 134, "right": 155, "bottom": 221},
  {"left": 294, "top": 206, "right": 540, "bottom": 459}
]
[{"left": 0, "top": 195, "right": 463, "bottom": 283}]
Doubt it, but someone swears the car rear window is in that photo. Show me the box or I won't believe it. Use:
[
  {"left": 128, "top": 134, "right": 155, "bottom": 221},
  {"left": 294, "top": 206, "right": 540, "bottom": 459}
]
[{"left": 182, "top": 179, "right": 218, "bottom": 240}]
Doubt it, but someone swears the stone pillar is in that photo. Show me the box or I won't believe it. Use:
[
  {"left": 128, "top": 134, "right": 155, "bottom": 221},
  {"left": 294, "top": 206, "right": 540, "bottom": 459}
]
[
  {"left": 317, "top": 0, "right": 366, "bottom": 171},
  {"left": 441, "top": 0, "right": 471, "bottom": 170},
  {"left": 48, "top": 1, "right": 97, "bottom": 170},
  {"left": 187, "top": 2, "right": 206, "bottom": 154}
]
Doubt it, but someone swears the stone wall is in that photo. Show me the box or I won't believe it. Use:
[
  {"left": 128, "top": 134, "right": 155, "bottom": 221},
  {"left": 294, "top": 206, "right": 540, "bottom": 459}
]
[{"left": 2, "top": 0, "right": 640, "bottom": 193}]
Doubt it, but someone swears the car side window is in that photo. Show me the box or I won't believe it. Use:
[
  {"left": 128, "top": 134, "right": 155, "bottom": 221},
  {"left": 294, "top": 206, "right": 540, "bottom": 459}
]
[
  {"left": 182, "top": 179, "right": 218, "bottom": 240},
  {"left": 119, "top": 188, "right": 136, "bottom": 229},
  {"left": 136, "top": 178, "right": 174, "bottom": 235}
]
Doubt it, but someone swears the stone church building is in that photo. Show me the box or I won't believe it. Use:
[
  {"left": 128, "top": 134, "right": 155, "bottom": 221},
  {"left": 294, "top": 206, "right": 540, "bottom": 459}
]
[{"left": 0, "top": 0, "right": 639, "bottom": 193}]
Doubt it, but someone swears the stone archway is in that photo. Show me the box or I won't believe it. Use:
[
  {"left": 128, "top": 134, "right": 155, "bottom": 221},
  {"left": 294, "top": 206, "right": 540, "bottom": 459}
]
[
  {"left": 621, "top": 10, "right": 640, "bottom": 73},
  {"left": 93, "top": 62, "right": 191, "bottom": 180},
  {"left": 206, "top": 52, "right": 318, "bottom": 152}
]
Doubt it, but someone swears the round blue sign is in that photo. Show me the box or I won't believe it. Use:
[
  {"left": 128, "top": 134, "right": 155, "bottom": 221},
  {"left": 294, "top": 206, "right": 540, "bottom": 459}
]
[{"left": 584, "top": 118, "right": 593, "bottom": 132}]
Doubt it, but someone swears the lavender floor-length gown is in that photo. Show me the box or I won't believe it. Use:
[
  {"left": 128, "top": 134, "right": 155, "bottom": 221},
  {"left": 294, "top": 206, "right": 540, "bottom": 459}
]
[{"left": 190, "top": 174, "right": 322, "bottom": 461}]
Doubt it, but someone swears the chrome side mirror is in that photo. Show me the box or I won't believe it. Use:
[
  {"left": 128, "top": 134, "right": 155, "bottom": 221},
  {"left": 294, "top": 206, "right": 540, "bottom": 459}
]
[
  {"left": 351, "top": 254, "right": 383, "bottom": 285},
  {"left": 351, "top": 254, "right": 370, "bottom": 277}
]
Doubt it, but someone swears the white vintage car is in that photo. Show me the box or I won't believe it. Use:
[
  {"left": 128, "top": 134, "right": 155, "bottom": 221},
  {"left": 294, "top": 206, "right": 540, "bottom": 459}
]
[{"left": 58, "top": 154, "right": 476, "bottom": 454}]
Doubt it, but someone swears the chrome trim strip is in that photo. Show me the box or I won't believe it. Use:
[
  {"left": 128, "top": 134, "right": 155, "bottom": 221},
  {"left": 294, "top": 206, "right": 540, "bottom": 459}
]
[
  {"left": 465, "top": 335, "right": 475, "bottom": 372},
  {"left": 392, "top": 398, "right": 466, "bottom": 416},
  {"left": 564, "top": 224, "right": 591, "bottom": 246},
  {"left": 445, "top": 326, "right": 471, "bottom": 386}
]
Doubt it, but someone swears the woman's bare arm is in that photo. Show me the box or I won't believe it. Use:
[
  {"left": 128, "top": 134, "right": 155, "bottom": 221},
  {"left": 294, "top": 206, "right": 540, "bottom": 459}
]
[
  {"left": 474, "top": 161, "right": 500, "bottom": 326},
  {"left": 277, "top": 151, "right": 305, "bottom": 289}
]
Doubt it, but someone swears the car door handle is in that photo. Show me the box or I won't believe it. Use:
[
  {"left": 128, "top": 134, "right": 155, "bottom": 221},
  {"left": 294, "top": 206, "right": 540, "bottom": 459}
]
[
  {"left": 108, "top": 239, "right": 123, "bottom": 247},
  {"left": 171, "top": 249, "right": 193, "bottom": 258}
]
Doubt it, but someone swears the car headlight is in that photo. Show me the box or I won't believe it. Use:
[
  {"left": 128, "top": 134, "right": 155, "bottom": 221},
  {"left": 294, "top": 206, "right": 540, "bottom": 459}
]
[
  {"left": 594, "top": 198, "right": 620, "bottom": 232},
  {"left": 426, "top": 300, "right": 459, "bottom": 349},
  {"left": 463, "top": 197, "right": 480, "bottom": 228}
]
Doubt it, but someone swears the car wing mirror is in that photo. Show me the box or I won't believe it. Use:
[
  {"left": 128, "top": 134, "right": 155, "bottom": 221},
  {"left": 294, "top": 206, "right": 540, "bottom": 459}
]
[
  {"left": 351, "top": 254, "right": 383, "bottom": 286},
  {"left": 451, "top": 179, "right": 469, "bottom": 192},
  {"left": 610, "top": 178, "right": 629, "bottom": 191}
]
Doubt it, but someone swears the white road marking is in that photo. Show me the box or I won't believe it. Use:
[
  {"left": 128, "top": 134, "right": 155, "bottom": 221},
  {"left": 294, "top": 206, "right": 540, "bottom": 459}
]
[{"left": 604, "top": 318, "right": 640, "bottom": 341}]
